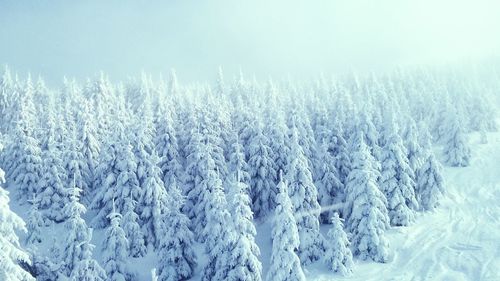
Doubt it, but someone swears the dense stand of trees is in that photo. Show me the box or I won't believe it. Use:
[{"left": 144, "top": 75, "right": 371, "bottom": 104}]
[{"left": 0, "top": 64, "right": 498, "bottom": 280}]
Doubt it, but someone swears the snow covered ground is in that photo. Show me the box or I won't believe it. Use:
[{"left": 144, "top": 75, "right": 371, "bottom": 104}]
[{"left": 305, "top": 131, "right": 500, "bottom": 281}]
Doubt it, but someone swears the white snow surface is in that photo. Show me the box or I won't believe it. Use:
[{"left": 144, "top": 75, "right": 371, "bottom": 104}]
[
  {"left": 306, "top": 132, "right": 500, "bottom": 281},
  {"left": 7, "top": 131, "right": 500, "bottom": 281}
]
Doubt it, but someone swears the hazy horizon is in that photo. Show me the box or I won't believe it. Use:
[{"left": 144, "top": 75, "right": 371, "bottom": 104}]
[{"left": 1, "top": 0, "right": 499, "bottom": 85}]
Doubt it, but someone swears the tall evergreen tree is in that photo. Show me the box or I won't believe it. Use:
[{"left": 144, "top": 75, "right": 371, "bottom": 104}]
[
  {"left": 443, "top": 110, "right": 471, "bottom": 167},
  {"left": 247, "top": 120, "right": 276, "bottom": 218},
  {"left": 157, "top": 179, "right": 197, "bottom": 281},
  {"left": 315, "top": 140, "right": 343, "bottom": 223},
  {"left": 266, "top": 173, "right": 306, "bottom": 281},
  {"left": 324, "top": 213, "right": 354, "bottom": 276},
  {"left": 417, "top": 153, "right": 445, "bottom": 210},
  {"left": 402, "top": 117, "right": 425, "bottom": 176},
  {"left": 227, "top": 133, "right": 251, "bottom": 188},
  {"left": 201, "top": 174, "right": 233, "bottom": 281},
  {"left": 25, "top": 195, "right": 44, "bottom": 247},
  {"left": 62, "top": 186, "right": 106, "bottom": 280},
  {"left": 379, "top": 118, "right": 418, "bottom": 226},
  {"left": 121, "top": 198, "right": 146, "bottom": 258},
  {"left": 286, "top": 127, "right": 324, "bottom": 264},
  {"left": 37, "top": 140, "right": 68, "bottom": 222},
  {"left": 155, "top": 108, "right": 183, "bottom": 187},
  {"left": 139, "top": 151, "right": 169, "bottom": 247},
  {"left": 329, "top": 115, "right": 351, "bottom": 186},
  {"left": 0, "top": 167, "right": 35, "bottom": 281},
  {"left": 92, "top": 138, "right": 141, "bottom": 229},
  {"left": 216, "top": 172, "right": 262, "bottom": 281},
  {"left": 344, "top": 133, "right": 390, "bottom": 262},
  {"left": 64, "top": 130, "right": 91, "bottom": 201},
  {"left": 102, "top": 204, "right": 134, "bottom": 281},
  {"left": 264, "top": 108, "right": 290, "bottom": 179},
  {"left": 77, "top": 100, "right": 100, "bottom": 196},
  {"left": 4, "top": 99, "right": 42, "bottom": 203}
]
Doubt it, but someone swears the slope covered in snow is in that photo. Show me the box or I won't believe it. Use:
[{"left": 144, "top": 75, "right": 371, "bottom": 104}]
[{"left": 306, "top": 132, "right": 500, "bottom": 281}]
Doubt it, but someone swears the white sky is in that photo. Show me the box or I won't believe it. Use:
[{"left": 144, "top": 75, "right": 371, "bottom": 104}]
[{"left": 1, "top": 0, "right": 499, "bottom": 85}]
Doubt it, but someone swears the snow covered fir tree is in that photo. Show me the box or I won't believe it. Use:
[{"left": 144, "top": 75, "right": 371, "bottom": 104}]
[{"left": 0, "top": 62, "right": 498, "bottom": 280}]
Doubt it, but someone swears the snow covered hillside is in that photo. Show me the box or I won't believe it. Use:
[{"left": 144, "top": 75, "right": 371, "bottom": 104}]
[
  {"left": 0, "top": 65, "right": 498, "bottom": 281},
  {"left": 308, "top": 131, "right": 500, "bottom": 281}
]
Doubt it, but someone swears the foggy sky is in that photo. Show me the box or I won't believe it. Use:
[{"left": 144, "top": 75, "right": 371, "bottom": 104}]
[{"left": 1, "top": 0, "right": 499, "bottom": 85}]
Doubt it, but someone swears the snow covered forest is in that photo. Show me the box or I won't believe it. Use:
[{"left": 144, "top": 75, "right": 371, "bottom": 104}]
[{"left": 0, "top": 63, "right": 499, "bottom": 281}]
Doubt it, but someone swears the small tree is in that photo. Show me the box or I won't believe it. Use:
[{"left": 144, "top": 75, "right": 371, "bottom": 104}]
[
  {"left": 247, "top": 121, "right": 277, "bottom": 218},
  {"left": 62, "top": 186, "right": 106, "bottom": 280},
  {"left": 70, "top": 237, "right": 107, "bottom": 281},
  {"left": 324, "top": 213, "right": 353, "bottom": 276},
  {"left": 266, "top": 173, "right": 306, "bottom": 281},
  {"left": 286, "top": 127, "right": 323, "bottom": 264},
  {"left": 37, "top": 141, "right": 68, "bottom": 222},
  {"left": 344, "top": 133, "right": 390, "bottom": 263},
  {"left": 157, "top": 180, "right": 196, "bottom": 281},
  {"left": 443, "top": 111, "right": 471, "bottom": 167},
  {"left": 121, "top": 198, "right": 146, "bottom": 258},
  {"left": 417, "top": 153, "right": 445, "bottom": 210},
  {"left": 315, "top": 140, "right": 343, "bottom": 223},
  {"left": 6, "top": 120, "right": 43, "bottom": 203},
  {"left": 379, "top": 119, "right": 418, "bottom": 226},
  {"left": 25, "top": 195, "right": 44, "bottom": 247},
  {"left": 218, "top": 172, "right": 262, "bottom": 281},
  {"left": 138, "top": 151, "right": 169, "bottom": 247},
  {"left": 102, "top": 203, "right": 134, "bottom": 281},
  {"left": 201, "top": 176, "right": 233, "bottom": 281}
]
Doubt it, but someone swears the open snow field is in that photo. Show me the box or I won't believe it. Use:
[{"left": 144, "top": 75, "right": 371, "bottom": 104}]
[{"left": 305, "top": 132, "right": 500, "bottom": 281}]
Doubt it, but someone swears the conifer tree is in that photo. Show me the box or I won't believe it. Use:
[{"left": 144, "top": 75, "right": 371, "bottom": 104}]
[
  {"left": 198, "top": 106, "right": 228, "bottom": 180},
  {"left": 0, "top": 167, "right": 35, "bottom": 281},
  {"left": 443, "top": 110, "right": 471, "bottom": 167},
  {"left": 121, "top": 198, "right": 146, "bottom": 258},
  {"left": 184, "top": 135, "right": 222, "bottom": 239},
  {"left": 62, "top": 186, "right": 106, "bottom": 280},
  {"left": 25, "top": 195, "right": 44, "bottom": 247},
  {"left": 157, "top": 179, "right": 196, "bottom": 281},
  {"left": 91, "top": 140, "right": 118, "bottom": 218},
  {"left": 224, "top": 170, "right": 262, "bottom": 281},
  {"left": 0, "top": 66, "right": 13, "bottom": 133},
  {"left": 102, "top": 203, "right": 133, "bottom": 281},
  {"left": 286, "top": 127, "right": 324, "bottom": 264},
  {"left": 247, "top": 120, "right": 277, "bottom": 218},
  {"left": 131, "top": 116, "right": 155, "bottom": 191},
  {"left": 77, "top": 100, "right": 100, "bottom": 195},
  {"left": 344, "top": 133, "right": 390, "bottom": 263},
  {"left": 4, "top": 101, "right": 42, "bottom": 203},
  {"left": 227, "top": 133, "right": 251, "bottom": 189},
  {"left": 379, "top": 118, "right": 418, "bottom": 226},
  {"left": 330, "top": 115, "right": 351, "bottom": 185},
  {"left": 201, "top": 174, "right": 233, "bottom": 281},
  {"left": 64, "top": 130, "right": 91, "bottom": 200},
  {"left": 264, "top": 108, "right": 290, "bottom": 179},
  {"left": 37, "top": 139, "right": 68, "bottom": 221},
  {"left": 155, "top": 108, "right": 182, "bottom": 186},
  {"left": 356, "top": 111, "right": 382, "bottom": 165},
  {"left": 215, "top": 171, "right": 262, "bottom": 281},
  {"left": 402, "top": 117, "right": 425, "bottom": 175},
  {"left": 417, "top": 153, "right": 445, "bottom": 210},
  {"left": 266, "top": 173, "right": 306, "bottom": 281},
  {"left": 324, "top": 213, "right": 354, "bottom": 276},
  {"left": 315, "top": 140, "right": 343, "bottom": 223},
  {"left": 70, "top": 238, "right": 107, "bottom": 281},
  {"left": 92, "top": 138, "right": 141, "bottom": 229},
  {"left": 139, "top": 151, "right": 169, "bottom": 247}
]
